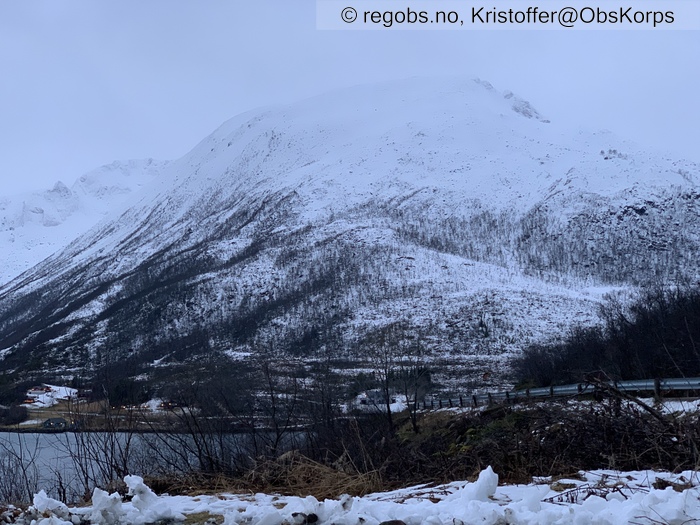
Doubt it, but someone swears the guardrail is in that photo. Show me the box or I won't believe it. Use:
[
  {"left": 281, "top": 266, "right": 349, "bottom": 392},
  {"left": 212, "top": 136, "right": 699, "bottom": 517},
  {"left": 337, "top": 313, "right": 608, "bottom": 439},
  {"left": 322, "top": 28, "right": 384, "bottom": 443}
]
[{"left": 422, "top": 377, "right": 700, "bottom": 410}]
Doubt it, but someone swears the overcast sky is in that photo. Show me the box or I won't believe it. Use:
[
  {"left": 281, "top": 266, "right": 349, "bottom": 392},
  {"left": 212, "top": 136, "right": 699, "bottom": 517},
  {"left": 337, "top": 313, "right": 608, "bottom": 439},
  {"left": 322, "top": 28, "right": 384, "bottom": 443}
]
[{"left": 1, "top": 1, "right": 698, "bottom": 194}]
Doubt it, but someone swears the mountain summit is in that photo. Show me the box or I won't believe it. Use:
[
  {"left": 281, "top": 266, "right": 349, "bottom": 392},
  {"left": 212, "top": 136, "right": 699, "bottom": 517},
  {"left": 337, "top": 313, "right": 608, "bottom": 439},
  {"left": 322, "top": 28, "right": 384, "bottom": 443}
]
[
  {"left": 0, "top": 159, "right": 166, "bottom": 285},
  {"left": 0, "top": 77, "right": 698, "bottom": 389}
]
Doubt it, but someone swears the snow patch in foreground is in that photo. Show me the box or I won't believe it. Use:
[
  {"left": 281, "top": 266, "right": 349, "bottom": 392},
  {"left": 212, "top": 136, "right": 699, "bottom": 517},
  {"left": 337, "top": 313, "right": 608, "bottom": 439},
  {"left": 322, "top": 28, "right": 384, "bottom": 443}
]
[{"left": 20, "top": 467, "right": 700, "bottom": 525}]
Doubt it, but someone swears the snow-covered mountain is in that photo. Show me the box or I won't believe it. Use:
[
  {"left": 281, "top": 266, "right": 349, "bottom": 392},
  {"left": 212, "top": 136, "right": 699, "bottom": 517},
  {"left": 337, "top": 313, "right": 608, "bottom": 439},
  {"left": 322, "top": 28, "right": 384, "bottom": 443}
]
[
  {"left": 0, "top": 159, "right": 167, "bottom": 285},
  {"left": 0, "top": 76, "right": 698, "bottom": 389}
]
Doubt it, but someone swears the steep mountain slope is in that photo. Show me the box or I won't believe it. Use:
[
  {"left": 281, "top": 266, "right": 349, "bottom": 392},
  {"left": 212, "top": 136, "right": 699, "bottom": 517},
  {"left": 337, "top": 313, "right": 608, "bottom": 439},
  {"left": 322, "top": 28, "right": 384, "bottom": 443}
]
[
  {"left": 0, "top": 77, "right": 698, "bottom": 389},
  {"left": 0, "top": 159, "right": 167, "bottom": 285}
]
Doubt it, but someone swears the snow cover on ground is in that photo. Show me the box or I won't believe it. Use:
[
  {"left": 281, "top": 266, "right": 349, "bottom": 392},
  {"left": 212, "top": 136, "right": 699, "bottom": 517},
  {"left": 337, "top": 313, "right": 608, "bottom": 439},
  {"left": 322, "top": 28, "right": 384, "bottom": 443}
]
[
  {"left": 25, "top": 384, "right": 78, "bottom": 408},
  {"left": 642, "top": 398, "right": 700, "bottom": 416},
  {"left": 22, "top": 468, "right": 700, "bottom": 525},
  {"left": 17, "top": 418, "right": 43, "bottom": 427},
  {"left": 348, "top": 393, "right": 408, "bottom": 413}
]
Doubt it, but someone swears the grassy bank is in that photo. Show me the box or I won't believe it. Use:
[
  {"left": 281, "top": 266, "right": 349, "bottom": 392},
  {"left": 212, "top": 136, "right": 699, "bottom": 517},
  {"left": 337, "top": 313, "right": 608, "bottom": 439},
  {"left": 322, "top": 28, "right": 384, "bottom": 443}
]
[{"left": 139, "top": 394, "right": 700, "bottom": 499}]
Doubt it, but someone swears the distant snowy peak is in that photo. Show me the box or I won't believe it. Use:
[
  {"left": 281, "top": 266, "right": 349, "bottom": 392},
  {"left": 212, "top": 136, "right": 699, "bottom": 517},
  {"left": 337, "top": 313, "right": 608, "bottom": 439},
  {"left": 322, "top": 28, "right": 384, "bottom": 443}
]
[
  {"left": 150, "top": 75, "right": 695, "bottom": 223},
  {"left": 72, "top": 158, "right": 167, "bottom": 204},
  {"left": 0, "top": 158, "right": 166, "bottom": 229},
  {"left": 7, "top": 75, "right": 697, "bottom": 284},
  {"left": 473, "top": 77, "right": 550, "bottom": 122},
  {"left": 1, "top": 75, "right": 699, "bottom": 386},
  {"left": 0, "top": 158, "right": 167, "bottom": 285}
]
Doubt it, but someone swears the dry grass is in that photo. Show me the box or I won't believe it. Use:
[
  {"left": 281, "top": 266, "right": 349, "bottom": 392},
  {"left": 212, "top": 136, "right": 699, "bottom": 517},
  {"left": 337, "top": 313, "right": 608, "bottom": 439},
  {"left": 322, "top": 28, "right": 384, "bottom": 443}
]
[
  {"left": 242, "top": 451, "right": 385, "bottom": 499},
  {"left": 6, "top": 400, "right": 196, "bottom": 432},
  {"left": 182, "top": 511, "right": 225, "bottom": 524},
  {"left": 144, "top": 473, "right": 252, "bottom": 498},
  {"left": 146, "top": 451, "right": 386, "bottom": 501}
]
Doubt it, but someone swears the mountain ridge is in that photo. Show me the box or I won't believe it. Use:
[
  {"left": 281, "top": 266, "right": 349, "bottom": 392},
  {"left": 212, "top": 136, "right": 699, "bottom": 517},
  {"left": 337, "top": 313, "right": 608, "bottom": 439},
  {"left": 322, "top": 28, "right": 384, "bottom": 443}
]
[
  {"left": 0, "top": 76, "right": 698, "bottom": 392},
  {"left": 0, "top": 158, "right": 168, "bottom": 286}
]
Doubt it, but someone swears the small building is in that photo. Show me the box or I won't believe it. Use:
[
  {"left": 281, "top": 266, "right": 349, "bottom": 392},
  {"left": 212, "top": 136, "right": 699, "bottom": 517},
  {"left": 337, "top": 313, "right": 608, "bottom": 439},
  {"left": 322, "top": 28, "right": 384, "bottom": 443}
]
[
  {"left": 77, "top": 389, "right": 93, "bottom": 399},
  {"left": 25, "top": 384, "right": 79, "bottom": 408},
  {"left": 42, "top": 417, "right": 68, "bottom": 430},
  {"left": 354, "top": 389, "right": 397, "bottom": 407}
]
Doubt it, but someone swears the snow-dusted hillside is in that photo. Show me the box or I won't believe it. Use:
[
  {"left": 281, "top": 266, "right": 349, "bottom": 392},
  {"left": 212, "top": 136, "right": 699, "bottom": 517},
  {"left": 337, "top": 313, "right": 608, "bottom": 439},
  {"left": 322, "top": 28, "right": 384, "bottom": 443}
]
[
  {"left": 0, "top": 159, "right": 167, "bottom": 285},
  {"left": 0, "top": 76, "right": 697, "bottom": 388}
]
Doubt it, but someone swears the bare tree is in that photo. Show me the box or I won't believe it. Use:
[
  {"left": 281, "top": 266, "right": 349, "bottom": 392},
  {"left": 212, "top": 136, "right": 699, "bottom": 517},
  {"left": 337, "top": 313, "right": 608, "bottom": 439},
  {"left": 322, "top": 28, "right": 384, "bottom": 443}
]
[{"left": 0, "top": 433, "right": 40, "bottom": 504}]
